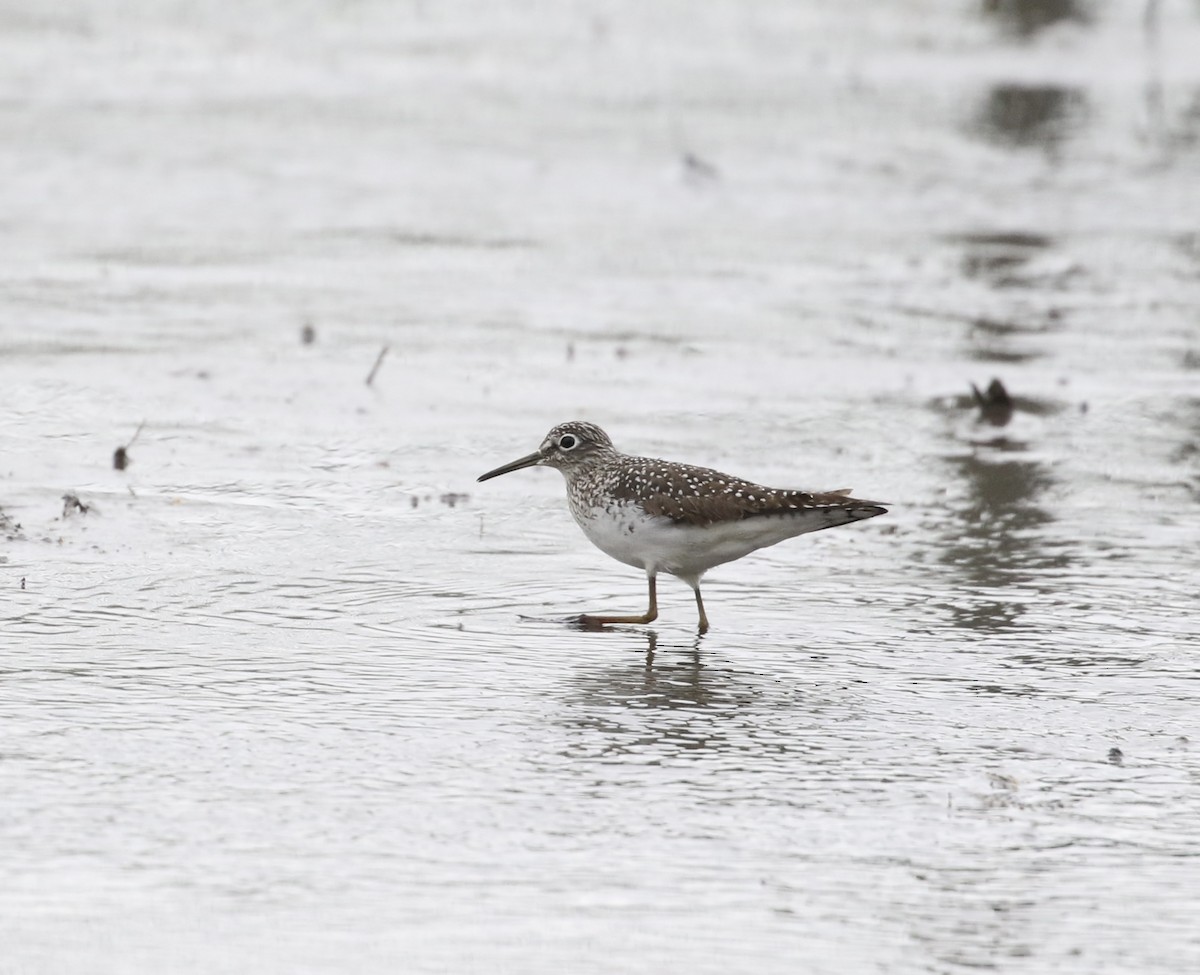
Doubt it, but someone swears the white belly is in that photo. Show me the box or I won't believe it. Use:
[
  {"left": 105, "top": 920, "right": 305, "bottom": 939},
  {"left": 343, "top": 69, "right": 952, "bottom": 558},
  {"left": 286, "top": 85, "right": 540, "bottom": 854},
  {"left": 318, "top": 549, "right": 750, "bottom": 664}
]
[{"left": 570, "top": 502, "right": 819, "bottom": 585}]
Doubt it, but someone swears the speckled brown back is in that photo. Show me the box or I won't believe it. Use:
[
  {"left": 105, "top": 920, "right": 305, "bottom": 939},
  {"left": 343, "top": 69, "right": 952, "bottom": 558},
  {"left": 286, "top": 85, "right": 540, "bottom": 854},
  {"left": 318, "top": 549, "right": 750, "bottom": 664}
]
[{"left": 595, "top": 456, "right": 887, "bottom": 528}]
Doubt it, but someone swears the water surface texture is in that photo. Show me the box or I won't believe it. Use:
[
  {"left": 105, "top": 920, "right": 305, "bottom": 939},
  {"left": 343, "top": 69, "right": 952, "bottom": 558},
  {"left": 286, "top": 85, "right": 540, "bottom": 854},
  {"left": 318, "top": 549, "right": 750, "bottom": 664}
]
[{"left": 3, "top": 2, "right": 1200, "bottom": 973}]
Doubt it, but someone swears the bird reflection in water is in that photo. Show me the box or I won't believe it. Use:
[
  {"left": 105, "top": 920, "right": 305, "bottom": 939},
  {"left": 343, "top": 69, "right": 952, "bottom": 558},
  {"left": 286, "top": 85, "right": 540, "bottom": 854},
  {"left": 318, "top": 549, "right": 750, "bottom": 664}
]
[
  {"left": 981, "top": 0, "right": 1090, "bottom": 38},
  {"left": 560, "top": 630, "right": 802, "bottom": 761},
  {"left": 940, "top": 444, "right": 1073, "bottom": 632},
  {"left": 571, "top": 629, "right": 733, "bottom": 712},
  {"left": 971, "top": 83, "right": 1088, "bottom": 156}
]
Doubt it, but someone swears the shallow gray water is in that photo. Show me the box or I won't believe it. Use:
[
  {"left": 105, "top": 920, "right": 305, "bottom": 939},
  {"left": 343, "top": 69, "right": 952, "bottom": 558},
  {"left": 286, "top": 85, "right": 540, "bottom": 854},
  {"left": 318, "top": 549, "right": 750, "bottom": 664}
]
[{"left": 3, "top": 1, "right": 1200, "bottom": 972}]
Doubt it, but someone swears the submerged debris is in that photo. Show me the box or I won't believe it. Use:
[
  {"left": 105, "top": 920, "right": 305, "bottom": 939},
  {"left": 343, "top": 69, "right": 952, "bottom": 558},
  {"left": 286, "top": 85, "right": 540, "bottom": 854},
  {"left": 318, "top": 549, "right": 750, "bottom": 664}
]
[
  {"left": 971, "top": 378, "right": 1014, "bottom": 427},
  {"left": 301, "top": 323, "right": 316, "bottom": 345},
  {"left": 409, "top": 493, "right": 471, "bottom": 510},
  {"left": 61, "top": 493, "right": 91, "bottom": 517},
  {"left": 682, "top": 150, "right": 720, "bottom": 182},
  {"left": 1, "top": 506, "right": 23, "bottom": 540}
]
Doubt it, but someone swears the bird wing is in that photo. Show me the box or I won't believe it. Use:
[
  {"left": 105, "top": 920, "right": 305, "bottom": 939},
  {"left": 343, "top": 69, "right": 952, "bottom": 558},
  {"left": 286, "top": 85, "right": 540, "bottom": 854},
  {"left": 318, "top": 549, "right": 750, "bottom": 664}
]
[{"left": 643, "top": 487, "right": 886, "bottom": 528}]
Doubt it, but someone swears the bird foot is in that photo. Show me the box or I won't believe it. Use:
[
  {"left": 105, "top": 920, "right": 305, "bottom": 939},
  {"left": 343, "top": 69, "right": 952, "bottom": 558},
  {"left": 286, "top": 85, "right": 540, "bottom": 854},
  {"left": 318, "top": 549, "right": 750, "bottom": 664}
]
[{"left": 575, "top": 612, "right": 657, "bottom": 630}]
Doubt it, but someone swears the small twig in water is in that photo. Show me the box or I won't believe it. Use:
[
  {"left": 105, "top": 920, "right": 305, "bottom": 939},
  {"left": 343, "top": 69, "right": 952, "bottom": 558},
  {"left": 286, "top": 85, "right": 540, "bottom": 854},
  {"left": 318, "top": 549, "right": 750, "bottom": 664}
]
[{"left": 366, "top": 345, "right": 390, "bottom": 386}]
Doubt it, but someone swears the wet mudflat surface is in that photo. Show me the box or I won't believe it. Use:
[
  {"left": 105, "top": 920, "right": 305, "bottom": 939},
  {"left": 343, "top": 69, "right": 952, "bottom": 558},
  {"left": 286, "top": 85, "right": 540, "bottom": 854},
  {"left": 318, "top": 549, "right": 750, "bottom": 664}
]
[{"left": 2, "top": 1, "right": 1200, "bottom": 972}]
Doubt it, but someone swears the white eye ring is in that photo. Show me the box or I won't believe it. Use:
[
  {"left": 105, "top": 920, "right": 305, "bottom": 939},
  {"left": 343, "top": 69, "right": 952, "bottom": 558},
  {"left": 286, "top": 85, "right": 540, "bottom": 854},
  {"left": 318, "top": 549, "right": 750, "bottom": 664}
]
[{"left": 558, "top": 434, "right": 578, "bottom": 450}]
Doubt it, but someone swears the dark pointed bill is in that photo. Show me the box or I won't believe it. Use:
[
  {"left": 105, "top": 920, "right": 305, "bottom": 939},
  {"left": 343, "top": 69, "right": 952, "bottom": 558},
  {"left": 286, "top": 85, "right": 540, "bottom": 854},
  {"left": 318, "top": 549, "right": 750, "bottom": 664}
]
[{"left": 477, "top": 450, "right": 544, "bottom": 482}]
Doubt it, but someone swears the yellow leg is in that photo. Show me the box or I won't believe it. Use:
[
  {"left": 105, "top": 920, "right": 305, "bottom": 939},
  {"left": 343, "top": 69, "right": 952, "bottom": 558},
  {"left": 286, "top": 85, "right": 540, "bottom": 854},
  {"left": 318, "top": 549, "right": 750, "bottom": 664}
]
[
  {"left": 694, "top": 586, "right": 710, "bottom": 634},
  {"left": 580, "top": 575, "right": 658, "bottom": 628}
]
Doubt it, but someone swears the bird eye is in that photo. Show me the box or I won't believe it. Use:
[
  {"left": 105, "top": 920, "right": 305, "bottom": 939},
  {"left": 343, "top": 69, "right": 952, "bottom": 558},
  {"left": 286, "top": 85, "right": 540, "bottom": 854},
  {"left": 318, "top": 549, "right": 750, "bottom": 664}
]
[{"left": 558, "top": 435, "right": 577, "bottom": 450}]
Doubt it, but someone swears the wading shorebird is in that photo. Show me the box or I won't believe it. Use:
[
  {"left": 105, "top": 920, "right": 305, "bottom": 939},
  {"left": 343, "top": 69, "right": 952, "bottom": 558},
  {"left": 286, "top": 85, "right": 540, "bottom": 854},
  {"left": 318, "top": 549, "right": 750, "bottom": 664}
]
[{"left": 477, "top": 421, "right": 888, "bottom": 633}]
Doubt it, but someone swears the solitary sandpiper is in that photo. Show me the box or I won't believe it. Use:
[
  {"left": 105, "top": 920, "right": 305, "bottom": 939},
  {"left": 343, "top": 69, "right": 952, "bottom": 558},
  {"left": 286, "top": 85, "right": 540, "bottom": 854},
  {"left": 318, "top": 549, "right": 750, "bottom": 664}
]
[{"left": 477, "top": 421, "right": 888, "bottom": 633}]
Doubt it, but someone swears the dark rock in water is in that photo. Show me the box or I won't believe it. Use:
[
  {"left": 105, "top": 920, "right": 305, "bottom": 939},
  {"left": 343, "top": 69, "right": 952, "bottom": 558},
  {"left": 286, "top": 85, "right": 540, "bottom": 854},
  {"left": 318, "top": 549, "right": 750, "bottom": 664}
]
[{"left": 971, "top": 378, "right": 1015, "bottom": 427}]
